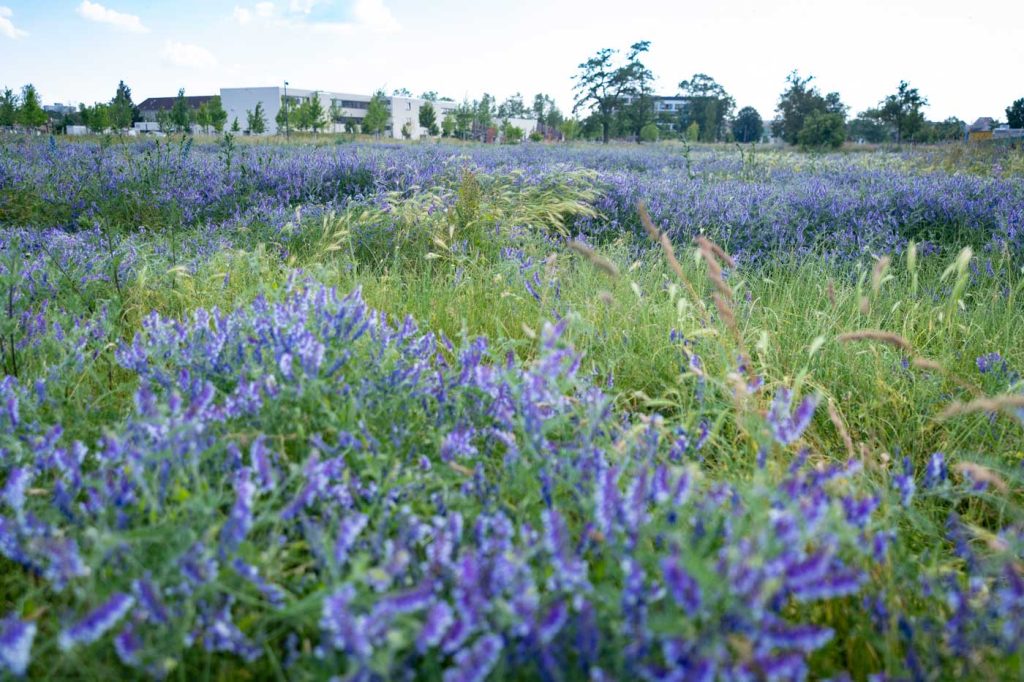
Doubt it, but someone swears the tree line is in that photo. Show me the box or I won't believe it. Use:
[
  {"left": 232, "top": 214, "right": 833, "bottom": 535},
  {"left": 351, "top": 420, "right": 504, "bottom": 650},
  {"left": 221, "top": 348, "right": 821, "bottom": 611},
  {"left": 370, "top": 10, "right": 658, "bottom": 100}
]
[{"left": 571, "top": 41, "right": 1022, "bottom": 146}]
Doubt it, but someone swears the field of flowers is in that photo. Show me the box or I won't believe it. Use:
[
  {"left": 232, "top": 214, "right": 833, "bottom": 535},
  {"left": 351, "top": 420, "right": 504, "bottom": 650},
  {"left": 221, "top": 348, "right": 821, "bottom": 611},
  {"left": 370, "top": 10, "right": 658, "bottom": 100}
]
[{"left": 1, "top": 136, "right": 1023, "bottom": 680}]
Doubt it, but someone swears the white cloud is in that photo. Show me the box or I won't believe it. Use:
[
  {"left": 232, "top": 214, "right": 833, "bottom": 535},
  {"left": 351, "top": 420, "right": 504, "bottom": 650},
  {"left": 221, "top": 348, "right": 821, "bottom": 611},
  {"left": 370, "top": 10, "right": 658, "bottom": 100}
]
[
  {"left": 233, "top": 6, "right": 252, "bottom": 24},
  {"left": 0, "top": 5, "right": 28, "bottom": 39},
  {"left": 76, "top": 1, "right": 148, "bottom": 33},
  {"left": 352, "top": 0, "right": 398, "bottom": 32},
  {"left": 288, "top": 0, "right": 322, "bottom": 13},
  {"left": 161, "top": 41, "right": 218, "bottom": 69},
  {"left": 256, "top": 2, "right": 275, "bottom": 17}
]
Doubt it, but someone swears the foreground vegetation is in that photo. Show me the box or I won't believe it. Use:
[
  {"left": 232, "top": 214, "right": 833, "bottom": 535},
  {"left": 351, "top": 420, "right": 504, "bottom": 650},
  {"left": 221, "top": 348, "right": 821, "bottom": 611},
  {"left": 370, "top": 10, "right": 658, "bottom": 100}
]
[{"left": 1, "top": 138, "right": 1023, "bottom": 680}]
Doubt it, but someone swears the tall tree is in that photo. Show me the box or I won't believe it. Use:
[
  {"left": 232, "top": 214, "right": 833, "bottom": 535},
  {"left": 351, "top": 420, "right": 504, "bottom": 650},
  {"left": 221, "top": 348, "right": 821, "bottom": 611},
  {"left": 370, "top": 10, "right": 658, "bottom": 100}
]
[
  {"left": 441, "top": 112, "right": 456, "bottom": 137},
  {"left": 362, "top": 90, "right": 390, "bottom": 136},
  {"left": 474, "top": 94, "right": 494, "bottom": 135},
  {"left": 572, "top": 45, "right": 637, "bottom": 143},
  {"left": 109, "top": 80, "right": 137, "bottom": 130},
  {"left": 170, "top": 88, "right": 191, "bottom": 133},
  {"left": 207, "top": 95, "right": 227, "bottom": 133},
  {"left": 0, "top": 88, "right": 17, "bottom": 127},
  {"left": 623, "top": 41, "right": 655, "bottom": 141},
  {"left": 1006, "top": 98, "right": 1024, "bottom": 129},
  {"left": 418, "top": 101, "right": 438, "bottom": 136},
  {"left": 420, "top": 91, "right": 439, "bottom": 102},
  {"left": 454, "top": 100, "right": 474, "bottom": 139},
  {"left": 879, "top": 81, "right": 928, "bottom": 144},
  {"left": 497, "top": 93, "right": 528, "bottom": 119},
  {"left": 392, "top": 88, "right": 412, "bottom": 97},
  {"left": 772, "top": 71, "right": 833, "bottom": 145},
  {"left": 678, "top": 73, "right": 734, "bottom": 142},
  {"left": 306, "top": 92, "right": 327, "bottom": 135},
  {"left": 247, "top": 102, "right": 266, "bottom": 134},
  {"left": 196, "top": 102, "right": 211, "bottom": 134},
  {"left": 732, "top": 106, "right": 763, "bottom": 143},
  {"left": 17, "top": 84, "right": 46, "bottom": 129}
]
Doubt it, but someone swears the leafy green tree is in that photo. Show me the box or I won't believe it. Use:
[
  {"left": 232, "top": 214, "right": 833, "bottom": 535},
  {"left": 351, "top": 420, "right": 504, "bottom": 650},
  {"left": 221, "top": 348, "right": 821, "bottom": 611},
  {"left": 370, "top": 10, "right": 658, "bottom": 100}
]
[
  {"left": 474, "top": 94, "right": 494, "bottom": 135},
  {"left": 306, "top": 92, "right": 327, "bottom": 135},
  {"left": 170, "top": 88, "right": 191, "bottom": 133},
  {"left": 678, "top": 73, "right": 734, "bottom": 142},
  {"left": 454, "top": 101, "right": 474, "bottom": 139},
  {"left": 207, "top": 95, "right": 227, "bottom": 133},
  {"left": 156, "top": 109, "right": 173, "bottom": 133},
  {"left": 420, "top": 91, "right": 439, "bottom": 101},
  {"left": 392, "top": 88, "right": 412, "bottom": 97},
  {"left": 685, "top": 121, "right": 700, "bottom": 142},
  {"left": 275, "top": 97, "right": 295, "bottom": 134},
  {"left": 231, "top": 117, "right": 240, "bottom": 133},
  {"left": 797, "top": 111, "right": 846, "bottom": 149},
  {"left": 362, "top": 90, "right": 390, "bottom": 136},
  {"left": 848, "top": 110, "right": 889, "bottom": 143},
  {"left": 772, "top": 71, "right": 839, "bottom": 145},
  {"left": 196, "top": 103, "right": 211, "bottom": 134},
  {"left": 572, "top": 46, "right": 637, "bottom": 143},
  {"left": 497, "top": 93, "right": 528, "bottom": 119},
  {"left": 17, "top": 84, "right": 46, "bottom": 128},
  {"left": 0, "top": 88, "right": 17, "bottom": 127},
  {"left": 419, "top": 101, "right": 438, "bottom": 136},
  {"left": 623, "top": 41, "right": 655, "bottom": 140},
  {"left": 732, "top": 106, "right": 763, "bottom": 143},
  {"left": 1005, "top": 98, "right": 1024, "bottom": 128},
  {"left": 559, "top": 119, "right": 580, "bottom": 141},
  {"left": 109, "top": 80, "right": 138, "bottom": 130},
  {"left": 639, "top": 122, "right": 659, "bottom": 142},
  {"left": 401, "top": 121, "right": 412, "bottom": 139},
  {"left": 247, "top": 102, "right": 266, "bottom": 134},
  {"left": 84, "top": 103, "right": 110, "bottom": 133},
  {"left": 500, "top": 120, "right": 524, "bottom": 143},
  {"left": 879, "top": 81, "right": 927, "bottom": 144},
  {"left": 441, "top": 112, "right": 455, "bottom": 137}
]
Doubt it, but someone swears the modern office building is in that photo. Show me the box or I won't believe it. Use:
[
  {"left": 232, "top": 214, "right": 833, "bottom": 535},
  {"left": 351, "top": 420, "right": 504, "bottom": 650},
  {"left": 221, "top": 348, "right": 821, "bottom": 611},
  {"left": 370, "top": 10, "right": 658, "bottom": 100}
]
[{"left": 219, "top": 86, "right": 531, "bottom": 140}]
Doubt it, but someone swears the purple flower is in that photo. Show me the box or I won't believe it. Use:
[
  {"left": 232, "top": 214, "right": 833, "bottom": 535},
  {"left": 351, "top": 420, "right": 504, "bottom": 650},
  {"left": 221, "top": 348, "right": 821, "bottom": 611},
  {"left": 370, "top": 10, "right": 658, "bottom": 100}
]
[
  {"left": 893, "top": 457, "right": 915, "bottom": 507},
  {"left": 976, "top": 352, "right": 1004, "bottom": 374},
  {"left": 334, "top": 513, "right": 368, "bottom": 568},
  {"left": 113, "top": 625, "right": 141, "bottom": 666},
  {"left": 219, "top": 467, "right": 255, "bottom": 553},
  {"left": 58, "top": 593, "right": 135, "bottom": 651},
  {"left": 441, "top": 427, "right": 478, "bottom": 462},
  {"left": 417, "top": 601, "right": 454, "bottom": 653},
  {"left": 924, "top": 452, "right": 947, "bottom": 488},
  {"left": 0, "top": 614, "right": 36, "bottom": 676},
  {"left": 443, "top": 634, "right": 503, "bottom": 682},
  {"left": 767, "top": 388, "right": 818, "bottom": 446},
  {"left": 320, "top": 585, "right": 372, "bottom": 659},
  {"left": 661, "top": 555, "right": 702, "bottom": 614},
  {"left": 2, "top": 468, "right": 32, "bottom": 515}
]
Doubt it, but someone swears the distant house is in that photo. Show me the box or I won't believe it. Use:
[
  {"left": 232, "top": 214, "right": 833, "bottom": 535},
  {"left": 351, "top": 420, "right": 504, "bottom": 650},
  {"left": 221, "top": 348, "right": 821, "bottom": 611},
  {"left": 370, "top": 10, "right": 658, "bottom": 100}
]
[
  {"left": 967, "top": 117, "right": 994, "bottom": 142},
  {"left": 992, "top": 125, "right": 1024, "bottom": 141},
  {"left": 137, "top": 95, "right": 215, "bottom": 122}
]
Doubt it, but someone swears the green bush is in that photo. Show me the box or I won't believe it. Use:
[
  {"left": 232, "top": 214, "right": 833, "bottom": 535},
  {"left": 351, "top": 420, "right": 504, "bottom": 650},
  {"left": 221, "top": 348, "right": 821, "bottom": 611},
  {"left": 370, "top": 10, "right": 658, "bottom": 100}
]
[
  {"left": 798, "top": 111, "right": 846, "bottom": 149},
  {"left": 640, "top": 122, "right": 659, "bottom": 142}
]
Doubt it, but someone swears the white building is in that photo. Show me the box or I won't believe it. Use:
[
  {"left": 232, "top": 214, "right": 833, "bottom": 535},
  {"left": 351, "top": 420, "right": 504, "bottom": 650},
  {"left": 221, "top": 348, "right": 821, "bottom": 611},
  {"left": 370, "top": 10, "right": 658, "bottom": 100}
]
[{"left": 220, "top": 86, "right": 471, "bottom": 139}]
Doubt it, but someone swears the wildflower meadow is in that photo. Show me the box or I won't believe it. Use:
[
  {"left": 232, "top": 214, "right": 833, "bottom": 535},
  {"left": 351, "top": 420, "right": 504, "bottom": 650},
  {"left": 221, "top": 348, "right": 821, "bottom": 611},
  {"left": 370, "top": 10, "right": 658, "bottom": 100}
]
[{"left": 1, "top": 136, "right": 1023, "bottom": 680}]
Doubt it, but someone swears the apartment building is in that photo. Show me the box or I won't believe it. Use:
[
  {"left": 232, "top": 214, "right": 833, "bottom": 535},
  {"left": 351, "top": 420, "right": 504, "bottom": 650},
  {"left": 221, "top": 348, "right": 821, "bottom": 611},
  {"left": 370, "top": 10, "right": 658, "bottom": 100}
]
[{"left": 220, "top": 86, "right": 463, "bottom": 139}]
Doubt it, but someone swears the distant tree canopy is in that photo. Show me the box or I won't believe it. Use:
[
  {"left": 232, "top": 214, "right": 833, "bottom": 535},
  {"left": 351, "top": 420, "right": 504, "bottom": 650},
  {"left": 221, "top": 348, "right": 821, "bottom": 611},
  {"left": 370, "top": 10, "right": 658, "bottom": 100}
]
[
  {"left": 878, "top": 81, "right": 928, "bottom": 144},
  {"left": 678, "top": 73, "right": 734, "bottom": 142},
  {"left": 17, "top": 84, "right": 46, "bottom": 128},
  {"left": 773, "top": 71, "right": 846, "bottom": 146},
  {"left": 732, "top": 106, "right": 763, "bottom": 143},
  {"left": 247, "top": 102, "right": 267, "bottom": 134},
  {"left": 0, "top": 88, "right": 17, "bottom": 127},
  {"left": 109, "top": 80, "right": 138, "bottom": 130},
  {"left": 362, "top": 90, "right": 390, "bottom": 136},
  {"left": 797, "top": 111, "right": 846, "bottom": 149},
  {"left": 419, "top": 101, "right": 438, "bottom": 136},
  {"left": 170, "top": 88, "right": 191, "bottom": 133},
  {"left": 572, "top": 41, "right": 652, "bottom": 143},
  {"left": 1006, "top": 98, "right": 1024, "bottom": 129}
]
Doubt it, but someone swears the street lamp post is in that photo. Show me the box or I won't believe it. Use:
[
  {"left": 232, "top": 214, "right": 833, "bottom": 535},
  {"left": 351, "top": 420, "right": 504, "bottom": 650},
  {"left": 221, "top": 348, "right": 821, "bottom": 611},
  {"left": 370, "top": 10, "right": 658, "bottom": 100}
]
[{"left": 283, "top": 81, "right": 290, "bottom": 139}]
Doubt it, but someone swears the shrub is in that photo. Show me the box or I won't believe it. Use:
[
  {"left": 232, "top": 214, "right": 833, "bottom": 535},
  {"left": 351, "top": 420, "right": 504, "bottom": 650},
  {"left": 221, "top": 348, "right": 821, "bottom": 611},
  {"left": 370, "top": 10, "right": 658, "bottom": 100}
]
[{"left": 797, "top": 111, "right": 846, "bottom": 149}]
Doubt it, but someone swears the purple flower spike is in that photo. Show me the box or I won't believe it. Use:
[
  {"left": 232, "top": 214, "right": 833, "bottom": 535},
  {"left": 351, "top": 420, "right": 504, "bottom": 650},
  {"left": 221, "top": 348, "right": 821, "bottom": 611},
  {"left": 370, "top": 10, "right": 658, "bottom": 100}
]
[
  {"left": 767, "top": 388, "right": 819, "bottom": 446},
  {"left": 1, "top": 615, "right": 36, "bottom": 676},
  {"left": 58, "top": 593, "right": 135, "bottom": 651},
  {"left": 443, "top": 633, "right": 503, "bottom": 682}
]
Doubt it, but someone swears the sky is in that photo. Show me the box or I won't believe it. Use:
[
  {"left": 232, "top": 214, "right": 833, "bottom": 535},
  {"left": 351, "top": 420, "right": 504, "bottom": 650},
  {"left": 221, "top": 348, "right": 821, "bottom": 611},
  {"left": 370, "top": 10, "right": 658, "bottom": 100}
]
[{"left": 1, "top": 0, "right": 1022, "bottom": 122}]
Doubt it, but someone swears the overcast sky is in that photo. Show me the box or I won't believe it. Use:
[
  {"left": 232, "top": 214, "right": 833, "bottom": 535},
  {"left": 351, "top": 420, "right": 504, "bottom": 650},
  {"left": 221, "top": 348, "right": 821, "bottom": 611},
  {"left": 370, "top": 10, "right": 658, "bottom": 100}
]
[{"left": 1, "top": 0, "right": 1021, "bottom": 122}]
